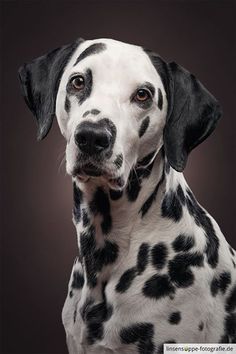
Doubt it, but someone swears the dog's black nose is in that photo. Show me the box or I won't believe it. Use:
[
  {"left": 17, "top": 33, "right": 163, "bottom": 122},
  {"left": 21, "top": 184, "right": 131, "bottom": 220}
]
[{"left": 74, "top": 121, "right": 112, "bottom": 155}]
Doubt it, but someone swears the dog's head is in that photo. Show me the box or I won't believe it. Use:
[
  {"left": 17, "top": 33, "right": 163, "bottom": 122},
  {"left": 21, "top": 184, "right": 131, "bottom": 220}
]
[{"left": 19, "top": 38, "right": 222, "bottom": 189}]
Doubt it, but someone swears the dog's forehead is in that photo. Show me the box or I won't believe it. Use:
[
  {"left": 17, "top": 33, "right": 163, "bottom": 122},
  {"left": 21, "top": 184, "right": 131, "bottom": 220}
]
[{"left": 64, "top": 38, "right": 163, "bottom": 88}]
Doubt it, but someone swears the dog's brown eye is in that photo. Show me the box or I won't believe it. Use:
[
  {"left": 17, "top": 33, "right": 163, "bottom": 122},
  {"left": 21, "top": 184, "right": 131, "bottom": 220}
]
[
  {"left": 135, "top": 89, "right": 151, "bottom": 102},
  {"left": 71, "top": 76, "right": 85, "bottom": 90}
]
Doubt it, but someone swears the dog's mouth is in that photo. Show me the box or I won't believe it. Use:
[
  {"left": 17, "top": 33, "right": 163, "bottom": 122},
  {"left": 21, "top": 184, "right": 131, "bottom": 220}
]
[{"left": 72, "top": 162, "right": 125, "bottom": 190}]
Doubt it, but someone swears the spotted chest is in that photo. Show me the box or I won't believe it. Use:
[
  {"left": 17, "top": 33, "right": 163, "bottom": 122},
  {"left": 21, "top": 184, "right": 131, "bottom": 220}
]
[{"left": 63, "top": 175, "right": 236, "bottom": 353}]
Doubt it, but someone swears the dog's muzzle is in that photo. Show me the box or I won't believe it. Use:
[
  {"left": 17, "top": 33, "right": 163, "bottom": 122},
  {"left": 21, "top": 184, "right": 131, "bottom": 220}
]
[{"left": 72, "top": 118, "right": 119, "bottom": 184}]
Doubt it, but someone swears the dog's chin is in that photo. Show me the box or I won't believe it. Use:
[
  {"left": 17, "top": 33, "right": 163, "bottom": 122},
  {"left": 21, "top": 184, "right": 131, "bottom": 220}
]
[{"left": 71, "top": 164, "right": 125, "bottom": 191}]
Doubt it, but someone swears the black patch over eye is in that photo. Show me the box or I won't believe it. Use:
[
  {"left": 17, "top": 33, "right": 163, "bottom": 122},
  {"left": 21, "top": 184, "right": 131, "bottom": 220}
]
[{"left": 71, "top": 75, "right": 85, "bottom": 90}]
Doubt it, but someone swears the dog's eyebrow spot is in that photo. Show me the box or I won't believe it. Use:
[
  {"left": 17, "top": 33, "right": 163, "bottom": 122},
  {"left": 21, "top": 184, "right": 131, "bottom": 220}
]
[
  {"left": 74, "top": 43, "right": 107, "bottom": 66},
  {"left": 158, "top": 88, "right": 163, "bottom": 110},
  {"left": 91, "top": 109, "right": 100, "bottom": 115},
  {"left": 83, "top": 110, "right": 90, "bottom": 117}
]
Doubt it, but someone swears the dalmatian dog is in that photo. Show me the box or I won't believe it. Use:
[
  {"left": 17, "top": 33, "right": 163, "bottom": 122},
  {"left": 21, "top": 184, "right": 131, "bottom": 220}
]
[{"left": 19, "top": 38, "right": 236, "bottom": 353}]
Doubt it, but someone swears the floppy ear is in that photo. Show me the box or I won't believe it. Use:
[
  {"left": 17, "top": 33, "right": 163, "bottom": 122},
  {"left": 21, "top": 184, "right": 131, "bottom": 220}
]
[
  {"left": 18, "top": 38, "right": 84, "bottom": 140},
  {"left": 163, "top": 62, "right": 222, "bottom": 172}
]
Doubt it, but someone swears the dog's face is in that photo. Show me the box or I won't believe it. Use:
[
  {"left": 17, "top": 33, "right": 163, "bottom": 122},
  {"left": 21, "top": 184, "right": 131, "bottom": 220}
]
[
  {"left": 56, "top": 39, "right": 167, "bottom": 189},
  {"left": 18, "top": 38, "right": 222, "bottom": 188}
]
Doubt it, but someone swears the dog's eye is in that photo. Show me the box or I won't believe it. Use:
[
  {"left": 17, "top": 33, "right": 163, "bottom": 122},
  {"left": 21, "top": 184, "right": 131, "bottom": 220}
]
[
  {"left": 135, "top": 89, "right": 151, "bottom": 102},
  {"left": 71, "top": 76, "right": 85, "bottom": 90}
]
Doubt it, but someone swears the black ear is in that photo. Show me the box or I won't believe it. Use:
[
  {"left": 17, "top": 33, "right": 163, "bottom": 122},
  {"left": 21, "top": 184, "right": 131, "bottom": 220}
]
[
  {"left": 163, "top": 62, "right": 222, "bottom": 172},
  {"left": 18, "top": 38, "right": 84, "bottom": 140}
]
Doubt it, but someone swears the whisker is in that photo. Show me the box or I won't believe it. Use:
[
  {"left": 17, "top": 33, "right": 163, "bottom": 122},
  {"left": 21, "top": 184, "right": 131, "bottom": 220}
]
[{"left": 58, "top": 151, "right": 66, "bottom": 174}]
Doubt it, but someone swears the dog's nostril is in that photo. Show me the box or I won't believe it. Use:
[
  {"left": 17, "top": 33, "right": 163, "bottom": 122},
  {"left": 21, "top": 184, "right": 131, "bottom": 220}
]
[
  {"left": 79, "top": 136, "right": 87, "bottom": 146},
  {"left": 95, "top": 136, "right": 110, "bottom": 149}
]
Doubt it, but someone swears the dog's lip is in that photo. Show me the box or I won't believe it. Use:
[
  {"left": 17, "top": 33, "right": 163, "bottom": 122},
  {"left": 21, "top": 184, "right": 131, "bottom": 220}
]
[
  {"left": 72, "top": 164, "right": 125, "bottom": 190},
  {"left": 72, "top": 162, "right": 103, "bottom": 177},
  {"left": 72, "top": 163, "right": 124, "bottom": 186}
]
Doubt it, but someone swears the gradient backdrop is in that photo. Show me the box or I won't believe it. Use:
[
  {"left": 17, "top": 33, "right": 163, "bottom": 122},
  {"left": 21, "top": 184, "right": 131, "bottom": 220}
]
[{"left": 1, "top": 1, "right": 235, "bottom": 353}]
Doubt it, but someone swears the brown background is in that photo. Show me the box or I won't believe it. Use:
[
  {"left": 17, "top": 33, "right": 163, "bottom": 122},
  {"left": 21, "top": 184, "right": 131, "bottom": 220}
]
[{"left": 1, "top": 0, "right": 235, "bottom": 353}]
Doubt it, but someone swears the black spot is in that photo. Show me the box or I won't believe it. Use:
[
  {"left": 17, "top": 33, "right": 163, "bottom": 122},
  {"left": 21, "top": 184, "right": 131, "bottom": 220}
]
[
  {"left": 225, "top": 284, "right": 236, "bottom": 313},
  {"left": 232, "top": 259, "right": 236, "bottom": 268},
  {"left": 82, "top": 283, "right": 113, "bottom": 345},
  {"left": 158, "top": 88, "right": 163, "bottom": 110},
  {"left": 94, "top": 240, "right": 119, "bottom": 271},
  {"left": 137, "top": 243, "right": 150, "bottom": 274},
  {"left": 139, "top": 116, "right": 150, "bottom": 138},
  {"left": 80, "top": 224, "right": 118, "bottom": 288},
  {"left": 126, "top": 169, "right": 142, "bottom": 202},
  {"left": 80, "top": 226, "right": 96, "bottom": 256},
  {"left": 140, "top": 168, "right": 165, "bottom": 217},
  {"left": 74, "top": 43, "right": 106, "bottom": 66},
  {"left": 211, "top": 277, "right": 219, "bottom": 297},
  {"left": 80, "top": 226, "right": 97, "bottom": 288},
  {"left": 225, "top": 313, "right": 236, "bottom": 340},
  {"left": 168, "top": 252, "right": 204, "bottom": 288},
  {"left": 73, "top": 308, "right": 77, "bottom": 323},
  {"left": 82, "top": 209, "right": 90, "bottom": 227},
  {"left": 116, "top": 267, "right": 137, "bottom": 293},
  {"left": 71, "top": 270, "right": 84, "bottom": 289},
  {"left": 113, "top": 154, "right": 123, "bottom": 169},
  {"left": 169, "top": 311, "right": 181, "bottom": 324},
  {"left": 151, "top": 243, "right": 168, "bottom": 270},
  {"left": 87, "top": 322, "right": 103, "bottom": 344},
  {"left": 65, "top": 96, "right": 71, "bottom": 113},
  {"left": 198, "top": 321, "right": 204, "bottom": 331},
  {"left": 186, "top": 190, "right": 219, "bottom": 268},
  {"left": 73, "top": 182, "right": 83, "bottom": 223},
  {"left": 90, "top": 187, "right": 112, "bottom": 234},
  {"left": 172, "top": 234, "right": 195, "bottom": 252},
  {"left": 229, "top": 246, "right": 235, "bottom": 256},
  {"left": 176, "top": 184, "right": 186, "bottom": 205},
  {"left": 161, "top": 190, "right": 183, "bottom": 222},
  {"left": 80, "top": 298, "right": 94, "bottom": 322},
  {"left": 210, "top": 272, "right": 231, "bottom": 297},
  {"left": 120, "top": 323, "right": 155, "bottom": 354},
  {"left": 109, "top": 189, "right": 123, "bottom": 200},
  {"left": 143, "top": 274, "right": 175, "bottom": 299},
  {"left": 91, "top": 109, "right": 100, "bottom": 115},
  {"left": 83, "top": 110, "right": 90, "bottom": 117},
  {"left": 69, "top": 290, "right": 73, "bottom": 298},
  {"left": 126, "top": 156, "right": 156, "bottom": 203},
  {"left": 85, "top": 301, "right": 113, "bottom": 323}
]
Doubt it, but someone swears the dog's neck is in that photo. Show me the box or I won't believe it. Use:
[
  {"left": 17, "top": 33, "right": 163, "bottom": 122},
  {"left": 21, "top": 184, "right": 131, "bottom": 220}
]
[{"left": 72, "top": 148, "right": 187, "bottom": 294}]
